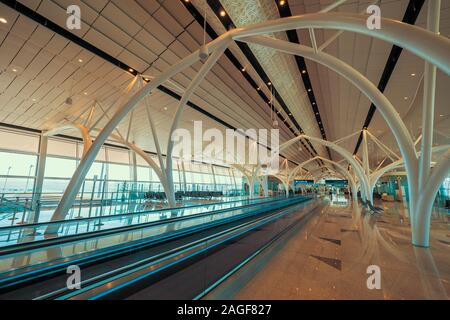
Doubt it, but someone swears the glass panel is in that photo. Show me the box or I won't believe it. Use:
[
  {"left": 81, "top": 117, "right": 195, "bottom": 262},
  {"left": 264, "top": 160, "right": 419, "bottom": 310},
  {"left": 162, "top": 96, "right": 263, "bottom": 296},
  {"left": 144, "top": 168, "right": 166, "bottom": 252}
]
[
  {"left": 47, "top": 139, "right": 77, "bottom": 157},
  {"left": 45, "top": 157, "right": 77, "bottom": 178},
  {"left": 137, "top": 166, "right": 150, "bottom": 181},
  {"left": 0, "top": 151, "right": 37, "bottom": 176},
  {"left": 108, "top": 148, "right": 130, "bottom": 164},
  {"left": 0, "top": 129, "right": 39, "bottom": 153},
  {"left": 0, "top": 177, "right": 35, "bottom": 193},
  {"left": 86, "top": 162, "right": 106, "bottom": 179},
  {"left": 109, "top": 163, "right": 131, "bottom": 181}
]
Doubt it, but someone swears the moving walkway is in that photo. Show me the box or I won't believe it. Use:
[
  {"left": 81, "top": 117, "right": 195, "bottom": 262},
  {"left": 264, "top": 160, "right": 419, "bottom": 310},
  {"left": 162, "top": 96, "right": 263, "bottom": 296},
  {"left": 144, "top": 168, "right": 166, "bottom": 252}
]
[{"left": 0, "top": 196, "right": 320, "bottom": 300}]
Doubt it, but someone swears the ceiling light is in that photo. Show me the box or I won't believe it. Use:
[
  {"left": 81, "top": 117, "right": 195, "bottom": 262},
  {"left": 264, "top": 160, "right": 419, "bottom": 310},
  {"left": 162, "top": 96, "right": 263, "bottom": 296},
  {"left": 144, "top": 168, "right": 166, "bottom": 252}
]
[
  {"left": 129, "top": 68, "right": 134, "bottom": 73},
  {"left": 0, "top": 18, "right": 7, "bottom": 24},
  {"left": 257, "top": 87, "right": 260, "bottom": 91},
  {"left": 84, "top": 92, "right": 88, "bottom": 95},
  {"left": 12, "top": 68, "right": 17, "bottom": 72},
  {"left": 411, "top": 73, "right": 416, "bottom": 76},
  {"left": 144, "top": 78, "right": 150, "bottom": 82},
  {"left": 279, "top": 0, "right": 286, "bottom": 6},
  {"left": 307, "top": 88, "right": 311, "bottom": 92},
  {"left": 32, "top": 98, "right": 36, "bottom": 102},
  {"left": 241, "top": 67, "right": 246, "bottom": 72},
  {"left": 404, "top": 96, "right": 408, "bottom": 100},
  {"left": 440, "top": 114, "right": 444, "bottom": 117},
  {"left": 78, "top": 58, "right": 83, "bottom": 63},
  {"left": 219, "top": 10, "right": 226, "bottom": 17},
  {"left": 163, "top": 107, "right": 168, "bottom": 111},
  {"left": 302, "top": 70, "right": 306, "bottom": 74},
  {"left": 267, "top": 81, "right": 271, "bottom": 86}
]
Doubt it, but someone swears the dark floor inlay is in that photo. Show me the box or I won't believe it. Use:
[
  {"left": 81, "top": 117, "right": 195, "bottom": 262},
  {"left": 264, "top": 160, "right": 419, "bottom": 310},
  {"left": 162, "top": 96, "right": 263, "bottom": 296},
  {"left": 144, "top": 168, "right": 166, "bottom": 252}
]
[
  {"left": 438, "top": 240, "right": 450, "bottom": 245},
  {"left": 341, "top": 228, "right": 359, "bottom": 233},
  {"left": 319, "top": 237, "right": 341, "bottom": 245},
  {"left": 329, "top": 214, "right": 352, "bottom": 219},
  {"left": 311, "top": 255, "right": 342, "bottom": 271}
]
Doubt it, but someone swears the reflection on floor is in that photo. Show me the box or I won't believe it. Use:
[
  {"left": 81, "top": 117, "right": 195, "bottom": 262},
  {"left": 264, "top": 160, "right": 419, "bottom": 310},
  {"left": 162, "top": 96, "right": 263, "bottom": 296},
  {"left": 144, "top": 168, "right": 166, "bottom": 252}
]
[{"left": 206, "top": 196, "right": 450, "bottom": 300}]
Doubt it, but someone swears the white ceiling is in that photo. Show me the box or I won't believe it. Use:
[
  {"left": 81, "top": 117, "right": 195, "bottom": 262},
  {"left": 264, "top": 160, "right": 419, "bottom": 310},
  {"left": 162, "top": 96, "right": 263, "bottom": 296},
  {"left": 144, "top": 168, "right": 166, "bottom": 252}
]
[{"left": 0, "top": 0, "right": 448, "bottom": 175}]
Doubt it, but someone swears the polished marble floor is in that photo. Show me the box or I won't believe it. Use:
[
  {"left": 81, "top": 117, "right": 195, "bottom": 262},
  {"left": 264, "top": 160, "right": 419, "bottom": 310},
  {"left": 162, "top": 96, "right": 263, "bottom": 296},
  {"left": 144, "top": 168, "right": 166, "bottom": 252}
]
[{"left": 206, "top": 195, "right": 450, "bottom": 300}]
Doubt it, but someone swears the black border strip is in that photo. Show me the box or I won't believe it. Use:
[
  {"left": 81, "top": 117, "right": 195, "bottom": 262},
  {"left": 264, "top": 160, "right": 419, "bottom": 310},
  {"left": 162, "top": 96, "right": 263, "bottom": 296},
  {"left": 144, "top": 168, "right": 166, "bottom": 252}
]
[
  {"left": 0, "top": 0, "right": 299, "bottom": 166},
  {"left": 352, "top": 0, "right": 425, "bottom": 155},
  {"left": 275, "top": 0, "right": 332, "bottom": 161}
]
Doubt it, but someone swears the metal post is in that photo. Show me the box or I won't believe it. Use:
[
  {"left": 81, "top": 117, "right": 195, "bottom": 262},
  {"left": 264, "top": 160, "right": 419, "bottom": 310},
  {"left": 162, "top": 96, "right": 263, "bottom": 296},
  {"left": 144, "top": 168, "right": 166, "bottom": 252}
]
[
  {"left": 30, "top": 135, "right": 48, "bottom": 223},
  {"left": 210, "top": 164, "right": 217, "bottom": 192}
]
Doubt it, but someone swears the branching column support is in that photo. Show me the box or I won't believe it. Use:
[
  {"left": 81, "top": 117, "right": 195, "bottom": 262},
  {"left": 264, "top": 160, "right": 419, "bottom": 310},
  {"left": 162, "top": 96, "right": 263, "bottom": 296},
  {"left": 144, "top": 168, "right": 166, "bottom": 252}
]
[
  {"left": 361, "top": 129, "right": 373, "bottom": 204},
  {"left": 48, "top": 34, "right": 231, "bottom": 225},
  {"left": 165, "top": 41, "right": 230, "bottom": 207},
  {"left": 412, "top": 0, "right": 443, "bottom": 247}
]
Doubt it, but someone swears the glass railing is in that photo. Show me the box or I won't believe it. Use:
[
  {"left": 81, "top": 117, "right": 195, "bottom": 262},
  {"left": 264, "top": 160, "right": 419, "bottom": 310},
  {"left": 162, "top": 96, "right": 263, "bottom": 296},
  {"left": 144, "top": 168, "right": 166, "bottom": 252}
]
[
  {"left": 0, "top": 188, "right": 251, "bottom": 227},
  {"left": 0, "top": 196, "right": 305, "bottom": 250},
  {"left": 0, "top": 195, "right": 313, "bottom": 279}
]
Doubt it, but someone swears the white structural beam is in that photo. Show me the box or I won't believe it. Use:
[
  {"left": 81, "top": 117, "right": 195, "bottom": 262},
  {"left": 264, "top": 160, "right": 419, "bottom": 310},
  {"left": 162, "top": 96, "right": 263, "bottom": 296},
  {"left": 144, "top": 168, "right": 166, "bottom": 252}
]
[
  {"left": 233, "top": 13, "right": 450, "bottom": 75},
  {"left": 30, "top": 134, "right": 48, "bottom": 221},
  {"left": 48, "top": 33, "right": 232, "bottom": 225},
  {"left": 278, "top": 133, "right": 370, "bottom": 203},
  {"left": 418, "top": 1, "right": 440, "bottom": 198},
  {"left": 165, "top": 41, "right": 230, "bottom": 206}
]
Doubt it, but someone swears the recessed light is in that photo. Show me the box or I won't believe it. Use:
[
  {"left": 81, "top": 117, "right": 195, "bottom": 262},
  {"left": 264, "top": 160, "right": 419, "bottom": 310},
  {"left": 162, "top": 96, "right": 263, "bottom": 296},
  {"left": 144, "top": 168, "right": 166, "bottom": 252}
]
[
  {"left": 411, "top": 73, "right": 416, "bottom": 76},
  {"left": 302, "top": 70, "right": 306, "bottom": 74},
  {"left": 268, "top": 81, "right": 272, "bottom": 85},
  {"left": 163, "top": 107, "right": 168, "bottom": 111},
  {"left": 129, "top": 68, "right": 134, "bottom": 73},
  {"left": 12, "top": 68, "right": 17, "bottom": 72},
  {"left": 84, "top": 92, "right": 88, "bottom": 95},
  {"left": 279, "top": 0, "right": 286, "bottom": 6},
  {"left": 0, "top": 18, "right": 7, "bottom": 24},
  {"left": 257, "top": 87, "right": 260, "bottom": 91},
  {"left": 241, "top": 67, "right": 246, "bottom": 72},
  {"left": 404, "top": 96, "right": 408, "bottom": 100},
  {"left": 78, "top": 58, "right": 83, "bottom": 63},
  {"left": 440, "top": 114, "right": 444, "bottom": 117},
  {"left": 307, "top": 88, "right": 311, "bottom": 92},
  {"left": 32, "top": 98, "right": 36, "bottom": 102},
  {"left": 219, "top": 10, "right": 226, "bottom": 17}
]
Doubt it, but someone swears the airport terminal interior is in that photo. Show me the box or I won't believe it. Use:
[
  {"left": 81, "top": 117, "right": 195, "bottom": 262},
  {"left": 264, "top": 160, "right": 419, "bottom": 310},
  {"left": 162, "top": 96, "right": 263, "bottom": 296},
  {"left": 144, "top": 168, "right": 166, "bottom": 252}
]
[{"left": 0, "top": 0, "right": 448, "bottom": 301}]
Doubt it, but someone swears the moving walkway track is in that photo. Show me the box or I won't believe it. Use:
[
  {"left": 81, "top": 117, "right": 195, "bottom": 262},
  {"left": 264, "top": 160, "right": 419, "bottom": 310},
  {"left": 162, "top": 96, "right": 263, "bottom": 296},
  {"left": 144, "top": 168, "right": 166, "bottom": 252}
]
[{"left": 0, "top": 196, "right": 320, "bottom": 300}]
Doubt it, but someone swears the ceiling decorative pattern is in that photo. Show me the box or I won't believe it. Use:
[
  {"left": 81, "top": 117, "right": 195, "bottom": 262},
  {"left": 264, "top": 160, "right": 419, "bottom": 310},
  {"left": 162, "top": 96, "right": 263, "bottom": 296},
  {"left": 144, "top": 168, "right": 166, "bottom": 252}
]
[{"left": 219, "top": 0, "right": 328, "bottom": 159}]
